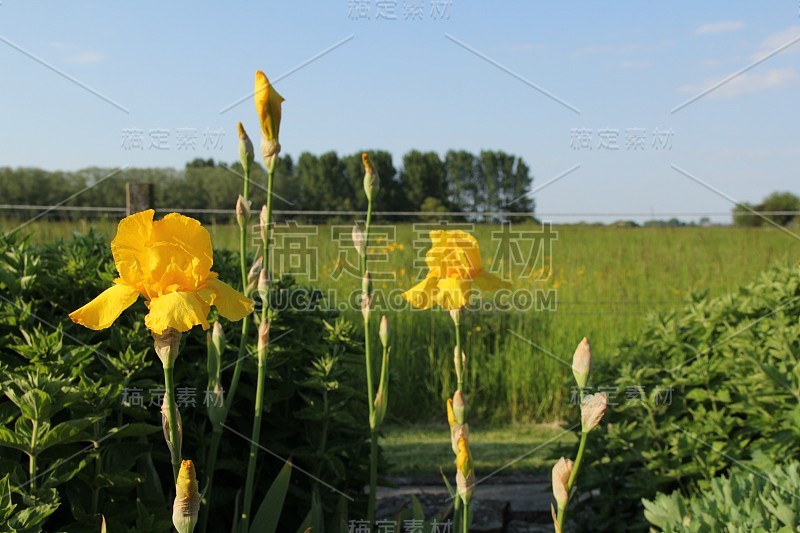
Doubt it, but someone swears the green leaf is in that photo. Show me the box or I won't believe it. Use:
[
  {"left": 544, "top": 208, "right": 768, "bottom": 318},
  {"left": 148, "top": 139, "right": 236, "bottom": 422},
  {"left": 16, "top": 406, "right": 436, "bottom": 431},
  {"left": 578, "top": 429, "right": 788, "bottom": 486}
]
[
  {"left": 0, "top": 426, "right": 27, "bottom": 453},
  {"left": 250, "top": 459, "right": 292, "bottom": 533},
  {"left": 16, "top": 389, "right": 53, "bottom": 422},
  {"left": 38, "top": 418, "right": 93, "bottom": 452},
  {"left": 0, "top": 475, "right": 16, "bottom": 520}
]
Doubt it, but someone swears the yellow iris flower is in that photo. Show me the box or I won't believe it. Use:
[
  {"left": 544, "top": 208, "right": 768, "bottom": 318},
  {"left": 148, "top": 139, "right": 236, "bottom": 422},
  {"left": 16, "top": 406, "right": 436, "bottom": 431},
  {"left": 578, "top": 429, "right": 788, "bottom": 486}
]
[
  {"left": 402, "top": 230, "right": 510, "bottom": 310},
  {"left": 69, "top": 210, "right": 254, "bottom": 334},
  {"left": 254, "top": 70, "right": 284, "bottom": 143}
]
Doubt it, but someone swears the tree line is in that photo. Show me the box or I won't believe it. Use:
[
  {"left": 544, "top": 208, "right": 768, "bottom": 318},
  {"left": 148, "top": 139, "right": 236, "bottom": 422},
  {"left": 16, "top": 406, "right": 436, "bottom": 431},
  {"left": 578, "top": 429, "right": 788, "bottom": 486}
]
[
  {"left": 732, "top": 191, "right": 800, "bottom": 227},
  {"left": 0, "top": 149, "right": 534, "bottom": 222}
]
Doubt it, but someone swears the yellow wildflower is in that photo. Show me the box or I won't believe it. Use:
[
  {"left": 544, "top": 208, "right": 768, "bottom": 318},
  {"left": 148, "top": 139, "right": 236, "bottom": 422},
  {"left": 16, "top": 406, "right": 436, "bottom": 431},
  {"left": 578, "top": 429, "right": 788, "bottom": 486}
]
[
  {"left": 69, "top": 210, "right": 254, "bottom": 335},
  {"left": 254, "top": 70, "right": 284, "bottom": 144},
  {"left": 402, "top": 230, "right": 509, "bottom": 310}
]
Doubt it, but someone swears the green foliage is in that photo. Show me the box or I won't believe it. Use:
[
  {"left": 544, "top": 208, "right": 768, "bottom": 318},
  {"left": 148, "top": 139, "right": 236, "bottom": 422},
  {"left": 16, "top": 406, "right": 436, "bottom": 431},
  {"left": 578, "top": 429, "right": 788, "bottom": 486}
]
[
  {"left": 733, "top": 190, "right": 800, "bottom": 227},
  {"left": 575, "top": 261, "right": 800, "bottom": 531},
  {"left": 643, "top": 460, "right": 800, "bottom": 532},
  {"left": 0, "top": 148, "right": 535, "bottom": 223},
  {"left": 0, "top": 231, "right": 371, "bottom": 531}
]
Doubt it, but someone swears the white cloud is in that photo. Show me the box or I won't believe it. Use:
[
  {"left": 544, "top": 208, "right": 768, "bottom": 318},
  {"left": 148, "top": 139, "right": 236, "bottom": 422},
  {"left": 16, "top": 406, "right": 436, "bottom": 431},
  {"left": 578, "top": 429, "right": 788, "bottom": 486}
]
[
  {"left": 752, "top": 25, "right": 800, "bottom": 58},
  {"left": 695, "top": 20, "right": 745, "bottom": 35},
  {"left": 678, "top": 68, "right": 797, "bottom": 98},
  {"left": 64, "top": 51, "right": 106, "bottom": 64}
]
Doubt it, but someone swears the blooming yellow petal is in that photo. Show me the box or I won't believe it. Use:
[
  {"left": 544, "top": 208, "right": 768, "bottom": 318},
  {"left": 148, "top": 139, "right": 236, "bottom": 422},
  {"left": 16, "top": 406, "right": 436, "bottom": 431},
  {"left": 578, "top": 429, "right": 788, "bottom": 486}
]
[
  {"left": 474, "top": 270, "right": 511, "bottom": 291},
  {"left": 111, "top": 210, "right": 154, "bottom": 288},
  {"left": 198, "top": 278, "right": 254, "bottom": 322},
  {"left": 435, "top": 277, "right": 472, "bottom": 310},
  {"left": 402, "top": 276, "right": 439, "bottom": 310},
  {"left": 69, "top": 281, "right": 139, "bottom": 330},
  {"left": 144, "top": 291, "right": 211, "bottom": 334},
  {"left": 149, "top": 213, "right": 214, "bottom": 290},
  {"left": 254, "top": 70, "right": 285, "bottom": 141}
]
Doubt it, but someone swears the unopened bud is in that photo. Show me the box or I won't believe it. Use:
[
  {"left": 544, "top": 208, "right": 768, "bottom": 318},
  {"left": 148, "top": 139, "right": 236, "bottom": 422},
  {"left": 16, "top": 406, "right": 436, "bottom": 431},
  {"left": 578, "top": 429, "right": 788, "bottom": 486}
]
[
  {"left": 246, "top": 256, "right": 263, "bottom": 295},
  {"left": 206, "top": 381, "right": 226, "bottom": 429},
  {"left": 261, "top": 136, "right": 281, "bottom": 174},
  {"left": 552, "top": 457, "right": 573, "bottom": 509},
  {"left": 236, "top": 195, "right": 251, "bottom": 228},
  {"left": 153, "top": 327, "right": 182, "bottom": 368},
  {"left": 259, "top": 204, "right": 270, "bottom": 250},
  {"left": 257, "top": 320, "right": 270, "bottom": 362},
  {"left": 258, "top": 267, "right": 270, "bottom": 304},
  {"left": 237, "top": 122, "right": 254, "bottom": 175},
  {"left": 450, "top": 421, "right": 469, "bottom": 456},
  {"left": 379, "top": 316, "right": 389, "bottom": 348},
  {"left": 452, "top": 390, "right": 465, "bottom": 425},
  {"left": 362, "top": 153, "right": 379, "bottom": 201},
  {"left": 455, "top": 437, "right": 474, "bottom": 505},
  {"left": 446, "top": 398, "right": 456, "bottom": 428},
  {"left": 581, "top": 392, "right": 608, "bottom": 433},
  {"left": 211, "top": 322, "right": 225, "bottom": 357},
  {"left": 361, "top": 272, "right": 372, "bottom": 321},
  {"left": 352, "top": 224, "right": 366, "bottom": 258},
  {"left": 161, "top": 396, "right": 182, "bottom": 458},
  {"left": 572, "top": 337, "right": 591, "bottom": 389},
  {"left": 173, "top": 460, "right": 200, "bottom": 533}
]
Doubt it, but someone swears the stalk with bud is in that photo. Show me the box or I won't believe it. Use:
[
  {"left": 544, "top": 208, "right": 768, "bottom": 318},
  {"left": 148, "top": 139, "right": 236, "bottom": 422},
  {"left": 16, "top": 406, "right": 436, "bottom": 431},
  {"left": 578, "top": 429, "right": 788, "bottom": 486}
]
[{"left": 553, "top": 338, "right": 608, "bottom": 532}]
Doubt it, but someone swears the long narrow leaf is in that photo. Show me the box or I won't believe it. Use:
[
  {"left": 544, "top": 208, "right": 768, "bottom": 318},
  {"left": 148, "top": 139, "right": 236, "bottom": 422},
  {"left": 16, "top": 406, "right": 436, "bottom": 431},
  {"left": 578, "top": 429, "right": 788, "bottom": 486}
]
[{"left": 249, "top": 459, "right": 293, "bottom": 533}]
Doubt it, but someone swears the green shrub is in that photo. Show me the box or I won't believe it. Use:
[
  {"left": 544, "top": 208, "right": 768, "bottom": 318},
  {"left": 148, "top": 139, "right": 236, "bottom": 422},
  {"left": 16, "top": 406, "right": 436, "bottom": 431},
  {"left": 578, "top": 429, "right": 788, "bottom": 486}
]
[
  {"left": 574, "top": 261, "right": 800, "bottom": 532},
  {"left": 643, "top": 460, "right": 800, "bottom": 531},
  {"left": 0, "top": 231, "right": 371, "bottom": 531}
]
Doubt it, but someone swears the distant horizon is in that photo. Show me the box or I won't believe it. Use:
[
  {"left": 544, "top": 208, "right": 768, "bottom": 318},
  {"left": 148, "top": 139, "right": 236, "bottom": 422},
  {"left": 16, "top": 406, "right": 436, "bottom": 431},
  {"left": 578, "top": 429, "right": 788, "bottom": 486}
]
[{"left": 1, "top": 1, "right": 798, "bottom": 226}]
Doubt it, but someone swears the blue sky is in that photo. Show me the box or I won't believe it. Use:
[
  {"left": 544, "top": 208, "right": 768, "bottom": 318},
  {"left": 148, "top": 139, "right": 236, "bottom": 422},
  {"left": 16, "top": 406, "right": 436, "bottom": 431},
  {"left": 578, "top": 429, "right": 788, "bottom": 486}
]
[{"left": 1, "top": 1, "right": 798, "bottom": 223}]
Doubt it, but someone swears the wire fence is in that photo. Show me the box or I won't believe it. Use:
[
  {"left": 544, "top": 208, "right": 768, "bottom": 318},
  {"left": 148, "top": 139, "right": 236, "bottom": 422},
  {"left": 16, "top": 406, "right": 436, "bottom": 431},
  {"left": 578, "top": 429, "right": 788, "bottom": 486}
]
[{"left": 1, "top": 204, "right": 800, "bottom": 219}]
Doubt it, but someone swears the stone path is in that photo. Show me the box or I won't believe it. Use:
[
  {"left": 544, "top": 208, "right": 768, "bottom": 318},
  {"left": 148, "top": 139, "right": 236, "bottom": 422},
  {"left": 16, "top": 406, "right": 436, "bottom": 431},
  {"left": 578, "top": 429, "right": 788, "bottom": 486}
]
[{"left": 376, "top": 474, "right": 554, "bottom": 532}]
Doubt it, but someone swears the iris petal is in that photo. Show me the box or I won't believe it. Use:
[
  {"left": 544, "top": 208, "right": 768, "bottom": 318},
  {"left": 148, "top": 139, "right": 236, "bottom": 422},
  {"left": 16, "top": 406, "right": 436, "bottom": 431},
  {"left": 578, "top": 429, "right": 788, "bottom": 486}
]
[
  {"left": 144, "top": 291, "right": 211, "bottom": 334},
  {"left": 198, "top": 278, "right": 255, "bottom": 322},
  {"left": 69, "top": 281, "right": 139, "bottom": 330},
  {"left": 402, "top": 276, "right": 439, "bottom": 310}
]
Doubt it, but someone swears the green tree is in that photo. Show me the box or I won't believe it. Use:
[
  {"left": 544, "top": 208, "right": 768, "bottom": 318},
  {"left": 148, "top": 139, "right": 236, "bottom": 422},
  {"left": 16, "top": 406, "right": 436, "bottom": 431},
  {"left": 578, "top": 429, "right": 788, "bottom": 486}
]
[
  {"left": 759, "top": 191, "right": 800, "bottom": 226},
  {"left": 398, "top": 150, "right": 447, "bottom": 211}
]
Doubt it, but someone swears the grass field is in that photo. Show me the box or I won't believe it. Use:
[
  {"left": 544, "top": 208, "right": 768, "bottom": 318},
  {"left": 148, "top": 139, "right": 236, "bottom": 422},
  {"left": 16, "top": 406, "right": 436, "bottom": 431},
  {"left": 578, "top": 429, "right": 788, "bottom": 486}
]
[
  {"left": 381, "top": 423, "right": 576, "bottom": 476},
  {"left": 5, "top": 217, "right": 800, "bottom": 423}
]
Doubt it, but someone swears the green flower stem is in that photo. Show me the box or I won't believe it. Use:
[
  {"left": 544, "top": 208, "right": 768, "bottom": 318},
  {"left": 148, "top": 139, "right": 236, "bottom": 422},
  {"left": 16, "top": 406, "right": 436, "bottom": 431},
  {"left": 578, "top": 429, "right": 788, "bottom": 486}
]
[
  {"left": 261, "top": 167, "right": 274, "bottom": 323},
  {"left": 242, "top": 166, "right": 276, "bottom": 531},
  {"left": 557, "top": 431, "right": 589, "bottom": 532},
  {"left": 28, "top": 420, "right": 38, "bottom": 491},
  {"left": 362, "top": 196, "right": 378, "bottom": 529},
  {"left": 199, "top": 429, "right": 223, "bottom": 533},
  {"left": 201, "top": 165, "right": 252, "bottom": 533},
  {"left": 241, "top": 352, "right": 267, "bottom": 532},
  {"left": 463, "top": 500, "right": 469, "bottom": 533},
  {"left": 163, "top": 364, "right": 182, "bottom": 482}
]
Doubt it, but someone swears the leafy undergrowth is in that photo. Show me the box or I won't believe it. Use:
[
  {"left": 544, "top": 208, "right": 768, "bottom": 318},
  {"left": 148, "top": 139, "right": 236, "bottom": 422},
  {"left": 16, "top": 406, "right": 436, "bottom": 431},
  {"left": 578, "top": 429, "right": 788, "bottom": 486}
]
[{"left": 575, "top": 261, "right": 800, "bottom": 532}]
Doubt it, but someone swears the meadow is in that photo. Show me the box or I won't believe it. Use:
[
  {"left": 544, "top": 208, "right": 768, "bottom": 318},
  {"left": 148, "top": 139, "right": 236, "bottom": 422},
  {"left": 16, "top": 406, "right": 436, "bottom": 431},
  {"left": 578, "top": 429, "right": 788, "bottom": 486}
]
[{"left": 6, "top": 217, "right": 800, "bottom": 424}]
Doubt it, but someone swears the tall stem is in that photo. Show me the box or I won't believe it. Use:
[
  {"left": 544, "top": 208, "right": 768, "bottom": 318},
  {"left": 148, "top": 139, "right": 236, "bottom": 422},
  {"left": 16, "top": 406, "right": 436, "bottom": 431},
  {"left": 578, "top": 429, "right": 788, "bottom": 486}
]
[
  {"left": 463, "top": 500, "right": 469, "bottom": 533},
  {"left": 557, "top": 431, "right": 588, "bottom": 531},
  {"left": 241, "top": 354, "right": 266, "bottom": 532},
  {"left": 28, "top": 419, "right": 38, "bottom": 492},
  {"left": 163, "top": 364, "right": 181, "bottom": 482},
  {"left": 362, "top": 197, "right": 378, "bottom": 528},
  {"left": 201, "top": 166, "right": 252, "bottom": 532},
  {"left": 199, "top": 429, "right": 222, "bottom": 533},
  {"left": 242, "top": 166, "right": 275, "bottom": 531}
]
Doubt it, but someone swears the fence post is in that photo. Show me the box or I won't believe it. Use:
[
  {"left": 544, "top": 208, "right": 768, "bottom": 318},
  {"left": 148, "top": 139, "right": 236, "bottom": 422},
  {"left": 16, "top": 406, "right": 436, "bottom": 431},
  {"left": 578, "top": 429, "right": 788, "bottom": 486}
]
[{"left": 126, "top": 182, "right": 154, "bottom": 215}]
